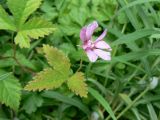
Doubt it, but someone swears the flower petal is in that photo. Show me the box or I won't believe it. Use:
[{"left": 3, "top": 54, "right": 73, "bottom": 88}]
[
  {"left": 95, "top": 29, "right": 107, "bottom": 42},
  {"left": 93, "top": 49, "right": 111, "bottom": 61},
  {"left": 94, "top": 41, "right": 111, "bottom": 50},
  {"left": 86, "top": 49, "right": 98, "bottom": 62},
  {"left": 86, "top": 21, "right": 98, "bottom": 40},
  {"left": 80, "top": 27, "right": 87, "bottom": 42}
]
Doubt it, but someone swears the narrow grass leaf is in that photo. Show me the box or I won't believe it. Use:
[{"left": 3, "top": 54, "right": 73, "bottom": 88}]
[
  {"left": 117, "top": 0, "right": 160, "bottom": 17},
  {"left": 147, "top": 103, "right": 158, "bottom": 120},
  {"left": 112, "top": 49, "right": 160, "bottom": 62},
  {"left": 41, "top": 91, "right": 90, "bottom": 115},
  {"left": 88, "top": 87, "right": 117, "bottom": 120},
  {"left": 112, "top": 29, "right": 160, "bottom": 46},
  {"left": 119, "top": 94, "right": 141, "bottom": 120}
]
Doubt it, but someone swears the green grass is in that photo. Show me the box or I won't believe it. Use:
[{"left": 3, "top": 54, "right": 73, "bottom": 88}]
[{"left": 0, "top": 0, "right": 160, "bottom": 119}]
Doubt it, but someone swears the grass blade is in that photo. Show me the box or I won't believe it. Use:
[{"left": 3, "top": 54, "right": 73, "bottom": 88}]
[
  {"left": 41, "top": 91, "right": 90, "bottom": 115},
  {"left": 111, "top": 29, "right": 160, "bottom": 46},
  {"left": 88, "top": 87, "right": 117, "bottom": 120},
  {"left": 147, "top": 103, "right": 158, "bottom": 120}
]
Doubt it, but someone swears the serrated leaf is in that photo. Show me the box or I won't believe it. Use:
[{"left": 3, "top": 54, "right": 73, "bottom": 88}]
[
  {"left": 40, "top": 1, "right": 58, "bottom": 20},
  {"left": 24, "top": 68, "right": 67, "bottom": 91},
  {"left": 59, "top": 24, "right": 80, "bottom": 36},
  {"left": 15, "top": 31, "right": 30, "bottom": 48},
  {"left": 43, "top": 45, "right": 70, "bottom": 78},
  {"left": 7, "top": 0, "right": 42, "bottom": 28},
  {"left": 0, "top": 5, "right": 16, "bottom": 30},
  {"left": 5, "top": 0, "right": 54, "bottom": 48},
  {"left": 67, "top": 72, "right": 88, "bottom": 97},
  {"left": 21, "top": 17, "right": 55, "bottom": 39},
  {"left": 15, "top": 18, "right": 55, "bottom": 48},
  {"left": 22, "top": 93, "right": 43, "bottom": 114},
  {"left": 0, "top": 70, "right": 21, "bottom": 110},
  {"left": 69, "top": 7, "right": 87, "bottom": 26}
]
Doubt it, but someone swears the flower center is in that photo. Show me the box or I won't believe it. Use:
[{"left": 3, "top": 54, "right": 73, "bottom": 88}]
[{"left": 83, "top": 40, "right": 95, "bottom": 50}]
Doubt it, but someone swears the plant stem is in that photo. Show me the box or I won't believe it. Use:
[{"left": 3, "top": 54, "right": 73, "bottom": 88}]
[
  {"left": 86, "top": 62, "right": 92, "bottom": 79},
  {"left": 116, "top": 86, "right": 149, "bottom": 119},
  {"left": 10, "top": 32, "right": 35, "bottom": 74},
  {"left": 76, "top": 58, "right": 83, "bottom": 72}
]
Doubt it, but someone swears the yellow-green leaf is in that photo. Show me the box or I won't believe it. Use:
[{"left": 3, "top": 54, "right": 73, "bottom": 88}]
[
  {"left": 15, "top": 31, "right": 30, "bottom": 48},
  {"left": 43, "top": 45, "right": 70, "bottom": 78},
  {"left": 67, "top": 72, "right": 88, "bottom": 97},
  {"left": 21, "top": 17, "right": 55, "bottom": 39},
  {"left": 15, "top": 18, "right": 55, "bottom": 48},
  {"left": 24, "top": 68, "right": 67, "bottom": 91}
]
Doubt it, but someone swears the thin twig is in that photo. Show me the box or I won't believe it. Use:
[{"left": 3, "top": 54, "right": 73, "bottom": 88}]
[
  {"left": 76, "top": 59, "right": 83, "bottom": 72},
  {"left": 14, "top": 57, "right": 35, "bottom": 74}
]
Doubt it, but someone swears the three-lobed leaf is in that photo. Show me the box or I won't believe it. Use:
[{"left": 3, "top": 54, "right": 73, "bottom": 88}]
[
  {"left": 25, "top": 45, "right": 88, "bottom": 97},
  {"left": 0, "top": 70, "right": 21, "bottom": 110},
  {"left": 22, "top": 93, "right": 43, "bottom": 114},
  {"left": 25, "top": 45, "right": 70, "bottom": 91}
]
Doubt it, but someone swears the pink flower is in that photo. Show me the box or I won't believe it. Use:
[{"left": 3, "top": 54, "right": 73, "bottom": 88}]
[{"left": 80, "top": 21, "right": 112, "bottom": 62}]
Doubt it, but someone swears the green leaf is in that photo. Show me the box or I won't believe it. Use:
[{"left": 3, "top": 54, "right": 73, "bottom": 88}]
[
  {"left": 112, "top": 49, "right": 160, "bottom": 62},
  {"left": 7, "top": 0, "right": 42, "bottom": 27},
  {"left": 4, "top": 0, "right": 54, "bottom": 48},
  {"left": 24, "top": 68, "right": 66, "bottom": 91},
  {"left": 118, "top": 0, "right": 142, "bottom": 29},
  {"left": 69, "top": 7, "right": 87, "bottom": 26},
  {"left": 119, "top": 93, "right": 132, "bottom": 105},
  {"left": 40, "top": 0, "right": 58, "bottom": 20},
  {"left": 111, "top": 29, "right": 160, "bottom": 46},
  {"left": 41, "top": 91, "right": 90, "bottom": 115},
  {"left": 118, "top": 0, "right": 160, "bottom": 15},
  {"left": 119, "top": 94, "right": 141, "bottom": 120},
  {"left": 43, "top": 45, "right": 70, "bottom": 78},
  {"left": 147, "top": 103, "right": 158, "bottom": 120},
  {"left": 59, "top": 24, "right": 80, "bottom": 36},
  {"left": 0, "top": 70, "right": 21, "bottom": 110},
  {"left": 70, "top": 48, "right": 88, "bottom": 62},
  {"left": 150, "top": 34, "right": 160, "bottom": 39},
  {"left": 22, "top": 93, "right": 43, "bottom": 114},
  {"left": 67, "top": 72, "right": 88, "bottom": 97},
  {"left": 88, "top": 87, "right": 117, "bottom": 120},
  {"left": 91, "top": 0, "right": 117, "bottom": 22},
  {"left": 117, "top": 12, "right": 129, "bottom": 24},
  {"left": 0, "top": 5, "right": 16, "bottom": 30}
]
